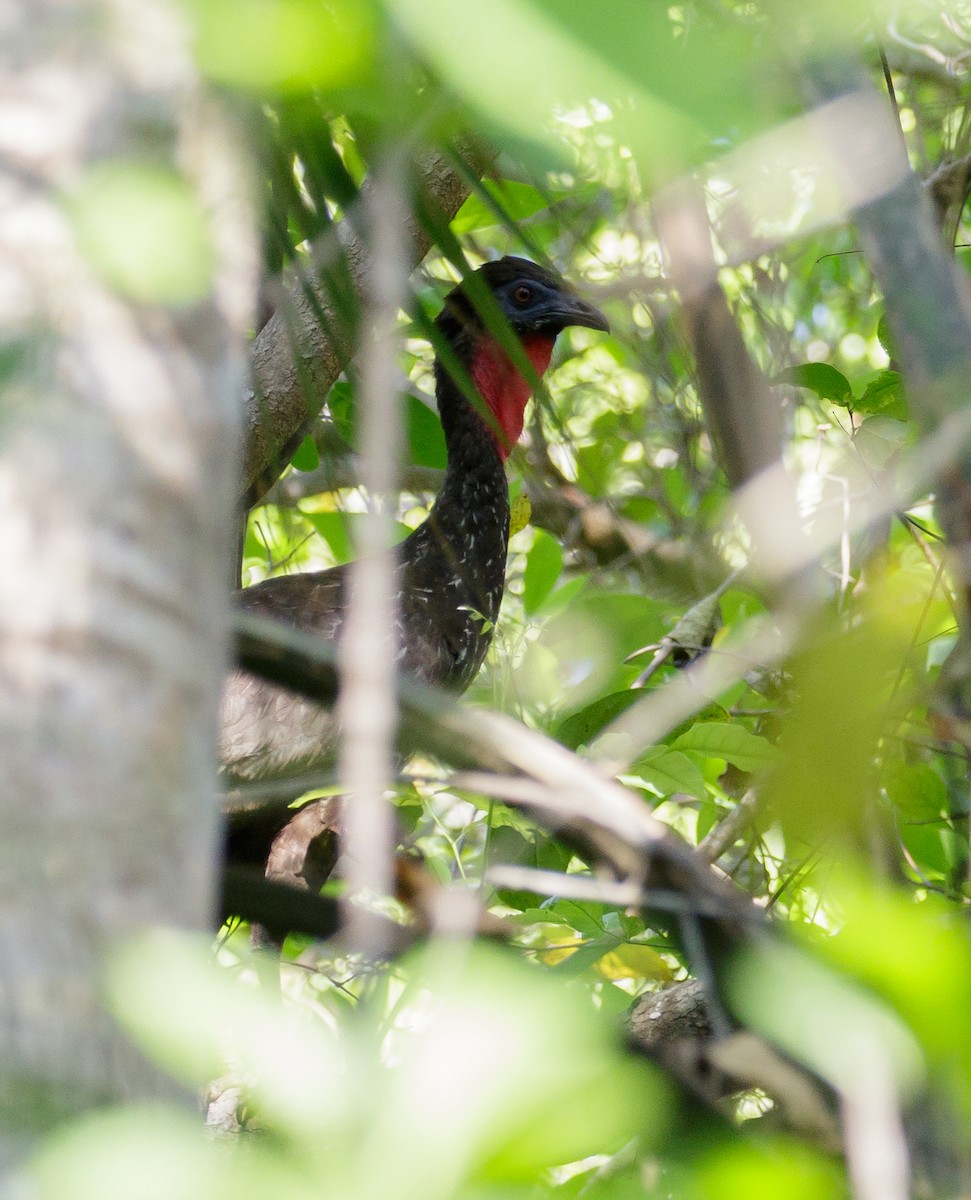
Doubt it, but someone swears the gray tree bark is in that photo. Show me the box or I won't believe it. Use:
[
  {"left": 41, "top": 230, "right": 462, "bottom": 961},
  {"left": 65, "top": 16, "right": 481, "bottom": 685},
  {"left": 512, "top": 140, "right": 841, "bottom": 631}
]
[{"left": 0, "top": 0, "right": 255, "bottom": 1173}]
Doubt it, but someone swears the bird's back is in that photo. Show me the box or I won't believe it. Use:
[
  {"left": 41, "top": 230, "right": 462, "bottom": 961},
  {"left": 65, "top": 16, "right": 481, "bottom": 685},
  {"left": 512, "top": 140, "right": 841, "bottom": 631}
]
[
  {"left": 220, "top": 567, "right": 346, "bottom": 782},
  {"left": 219, "top": 510, "right": 506, "bottom": 782}
]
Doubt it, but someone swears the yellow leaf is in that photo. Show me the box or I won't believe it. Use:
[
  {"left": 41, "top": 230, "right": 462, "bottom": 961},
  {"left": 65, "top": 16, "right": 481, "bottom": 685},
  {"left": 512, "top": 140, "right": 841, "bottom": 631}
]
[
  {"left": 537, "top": 940, "right": 579, "bottom": 966},
  {"left": 509, "top": 493, "right": 532, "bottom": 538},
  {"left": 596, "top": 944, "right": 673, "bottom": 982}
]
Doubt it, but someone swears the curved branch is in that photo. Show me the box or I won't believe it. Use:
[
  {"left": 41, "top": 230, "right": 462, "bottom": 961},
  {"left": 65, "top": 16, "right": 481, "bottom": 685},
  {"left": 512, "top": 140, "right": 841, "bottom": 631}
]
[{"left": 244, "top": 142, "right": 493, "bottom": 503}]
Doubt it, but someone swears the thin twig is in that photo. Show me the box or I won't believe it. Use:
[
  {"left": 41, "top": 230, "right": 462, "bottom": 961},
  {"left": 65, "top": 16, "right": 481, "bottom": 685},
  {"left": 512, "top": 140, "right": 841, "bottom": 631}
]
[{"left": 697, "top": 789, "right": 761, "bottom": 866}]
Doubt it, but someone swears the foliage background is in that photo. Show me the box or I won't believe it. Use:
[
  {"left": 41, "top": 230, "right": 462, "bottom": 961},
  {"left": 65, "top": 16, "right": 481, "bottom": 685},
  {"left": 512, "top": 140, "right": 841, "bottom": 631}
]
[{"left": 26, "top": 1, "right": 971, "bottom": 1198}]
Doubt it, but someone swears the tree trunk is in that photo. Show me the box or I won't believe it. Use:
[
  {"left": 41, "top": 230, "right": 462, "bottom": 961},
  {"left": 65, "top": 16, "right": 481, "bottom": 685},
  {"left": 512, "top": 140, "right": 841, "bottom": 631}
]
[{"left": 0, "top": 0, "right": 254, "bottom": 1172}]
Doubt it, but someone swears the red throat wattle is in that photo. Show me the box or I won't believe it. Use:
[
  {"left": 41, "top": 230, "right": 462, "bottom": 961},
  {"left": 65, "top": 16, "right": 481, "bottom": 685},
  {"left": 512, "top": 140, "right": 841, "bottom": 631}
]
[{"left": 469, "top": 333, "right": 555, "bottom": 459}]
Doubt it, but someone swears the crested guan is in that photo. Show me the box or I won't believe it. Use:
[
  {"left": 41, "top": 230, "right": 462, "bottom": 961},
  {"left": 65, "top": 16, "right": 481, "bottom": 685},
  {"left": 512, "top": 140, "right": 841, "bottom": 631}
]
[{"left": 222, "top": 257, "right": 608, "bottom": 924}]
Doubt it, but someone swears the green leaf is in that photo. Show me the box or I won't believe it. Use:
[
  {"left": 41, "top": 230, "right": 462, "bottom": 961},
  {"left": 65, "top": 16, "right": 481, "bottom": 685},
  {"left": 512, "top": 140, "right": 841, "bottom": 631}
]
[
  {"left": 514, "top": 907, "right": 571, "bottom": 927},
  {"left": 596, "top": 943, "right": 674, "bottom": 983},
  {"left": 541, "top": 573, "right": 588, "bottom": 615},
  {"left": 877, "top": 311, "right": 897, "bottom": 360},
  {"left": 406, "top": 394, "right": 447, "bottom": 469},
  {"left": 548, "top": 935, "right": 622, "bottom": 977},
  {"left": 290, "top": 435, "right": 320, "bottom": 472},
  {"left": 71, "top": 161, "right": 214, "bottom": 305},
  {"left": 884, "top": 763, "right": 947, "bottom": 821},
  {"left": 853, "top": 414, "right": 911, "bottom": 470},
  {"left": 556, "top": 690, "right": 643, "bottom": 750},
  {"left": 630, "top": 748, "right": 707, "bottom": 801},
  {"left": 452, "top": 179, "right": 550, "bottom": 234},
  {"left": 189, "top": 0, "right": 374, "bottom": 94},
  {"left": 327, "top": 380, "right": 356, "bottom": 447},
  {"left": 899, "top": 823, "right": 964, "bottom": 879},
  {"left": 303, "top": 512, "right": 411, "bottom": 564},
  {"left": 522, "top": 530, "right": 564, "bottom": 616},
  {"left": 854, "top": 370, "right": 907, "bottom": 420},
  {"left": 672, "top": 722, "right": 776, "bottom": 772},
  {"left": 774, "top": 362, "right": 852, "bottom": 406},
  {"left": 554, "top": 900, "right": 608, "bottom": 939}
]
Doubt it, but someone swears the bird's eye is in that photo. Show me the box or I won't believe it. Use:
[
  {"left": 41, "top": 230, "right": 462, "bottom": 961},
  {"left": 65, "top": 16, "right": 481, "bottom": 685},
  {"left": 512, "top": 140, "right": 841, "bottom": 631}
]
[{"left": 512, "top": 284, "right": 533, "bottom": 306}]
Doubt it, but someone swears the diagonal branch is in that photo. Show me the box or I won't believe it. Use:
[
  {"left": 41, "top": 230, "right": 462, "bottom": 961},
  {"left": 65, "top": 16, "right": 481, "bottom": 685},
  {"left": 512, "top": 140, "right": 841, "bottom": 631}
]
[
  {"left": 244, "top": 141, "right": 493, "bottom": 503},
  {"left": 232, "top": 612, "right": 763, "bottom": 956}
]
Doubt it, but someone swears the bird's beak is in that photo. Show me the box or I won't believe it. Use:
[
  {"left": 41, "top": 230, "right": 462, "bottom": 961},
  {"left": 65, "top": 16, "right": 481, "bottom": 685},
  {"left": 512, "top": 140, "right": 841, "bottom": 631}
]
[{"left": 545, "top": 291, "right": 610, "bottom": 334}]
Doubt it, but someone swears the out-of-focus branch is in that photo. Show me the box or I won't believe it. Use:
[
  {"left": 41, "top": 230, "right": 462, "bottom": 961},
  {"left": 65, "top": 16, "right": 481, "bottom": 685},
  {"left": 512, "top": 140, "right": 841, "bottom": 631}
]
[
  {"left": 802, "top": 67, "right": 971, "bottom": 735},
  {"left": 264, "top": 459, "right": 444, "bottom": 506},
  {"left": 244, "top": 142, "right": 493, "bottom": 504},
  {"left": 697, "top": 789, "right": 761, "bottom": 865},
  {"left": 627, "top": 981, "right": 842, "bottom": 1147},
  {"left": 233, "top": 611, "right": 762, "bottom": 956},
  {"left": 654, "top": 183, "right": 783, "bottom": 492},
  {"left": 926, "top": 152, "right": 971, "bottom": 249},
  {"left": 335, "top": 152, "right": 408, "bottom": 953},
  {"left": 653, "top": 181, "right": 813, "bottom": 605}
]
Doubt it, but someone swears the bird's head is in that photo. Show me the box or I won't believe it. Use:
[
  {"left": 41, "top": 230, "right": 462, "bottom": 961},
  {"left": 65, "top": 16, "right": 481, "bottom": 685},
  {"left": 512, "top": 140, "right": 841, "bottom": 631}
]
[{"left": 435, "top": 256, "right": 609, "bottom": 458}]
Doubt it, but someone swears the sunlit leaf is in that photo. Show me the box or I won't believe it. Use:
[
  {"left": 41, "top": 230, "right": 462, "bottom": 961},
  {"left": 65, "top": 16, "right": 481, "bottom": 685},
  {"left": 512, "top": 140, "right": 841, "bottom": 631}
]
[
  {"left": 509, "top": 492, "right": 533, "bottom": 538},
  {"left": 699, "top": 1135, "right": 847, "bottom": 1200},
  {"left": 188, "top": 0, "right": 375, "bottom": 93},
  {"left": 596, "top": 943, "right": 673, "bottom": 982},
  {"left": 774, "top": 362, "right": 852, "bottom": 406},
  {"left": 452, "top": 179, "right": 551, "bottom": 234},
  {"left": 29, "top": 1106, "right": 316, "bottom": 1200},
  {"left": 855, "top": 369, "right": 906, "bottom": 418}
]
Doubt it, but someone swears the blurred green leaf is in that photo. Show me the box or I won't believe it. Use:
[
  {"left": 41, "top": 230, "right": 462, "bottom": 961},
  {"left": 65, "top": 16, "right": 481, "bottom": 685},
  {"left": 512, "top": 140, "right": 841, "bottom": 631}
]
[
  {"left": 884, "top": 762, "right": 947, "bottom": 821},
  {"left": 366, "top": 943, "right": 669, "bottom": 1187},
  {"left": 327, "top": 380, "right": 357, "bottom": 447},
  {"left": 816, "top": 877, "right": 971, "bottom": 1085},
  {"left": 71, "top": 161, "right": 214, "bottom": 304},
  {"left": 388, "top": 0, "right": 709, "bottom": 179},
  {"left": 452, "top": 179, "right": 550, "bottom": 234},
  {"left": 730, "top": 938, "right": 924, "bottom": 1098},
  {"left": 188, "top": 0, "right": 375, "bottom": 93},
  {"left": 29, "top": 1106, "right": 316, "bottom": 1200},
  {"left": 761, "top": 579, "right": 915, "bottom": 841},
  {"left": 699, "top": 1135, "right": 848, "bottom": 1200},
  {"left": 107, "top": 931, "right": 346, "bottom": 1136},
  {"left": 522, "top": 529, "right": 564, "bottom": 615}
]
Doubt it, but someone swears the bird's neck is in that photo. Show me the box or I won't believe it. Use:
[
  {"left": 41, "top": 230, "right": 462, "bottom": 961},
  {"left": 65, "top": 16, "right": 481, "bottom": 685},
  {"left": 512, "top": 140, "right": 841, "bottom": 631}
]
[
  {"left": 468, "top": 333, "right": 555, "bottom": 460},
  {"left": 432, "top": 330, "right": 554, "bottom": 526},
  {"left": 400, "top": 333, "right": 553, "bottom": 688}
]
